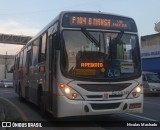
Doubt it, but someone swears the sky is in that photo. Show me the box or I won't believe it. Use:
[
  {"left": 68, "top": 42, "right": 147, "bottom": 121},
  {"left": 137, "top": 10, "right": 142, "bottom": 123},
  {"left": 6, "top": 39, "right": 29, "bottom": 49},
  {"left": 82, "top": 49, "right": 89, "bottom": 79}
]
[{"left": 0, "top": 0, "right": 160, "bottom": 55}]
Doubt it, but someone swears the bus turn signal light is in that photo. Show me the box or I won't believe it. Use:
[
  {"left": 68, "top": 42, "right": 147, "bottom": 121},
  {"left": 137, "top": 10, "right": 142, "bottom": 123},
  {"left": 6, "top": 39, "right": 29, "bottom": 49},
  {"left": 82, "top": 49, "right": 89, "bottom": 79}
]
[
  {"left": 72, "top": 93, "right": 77, "bottom": 99},
  {"left": 59, "top": 84, "right": 65, "bottom": 88}
]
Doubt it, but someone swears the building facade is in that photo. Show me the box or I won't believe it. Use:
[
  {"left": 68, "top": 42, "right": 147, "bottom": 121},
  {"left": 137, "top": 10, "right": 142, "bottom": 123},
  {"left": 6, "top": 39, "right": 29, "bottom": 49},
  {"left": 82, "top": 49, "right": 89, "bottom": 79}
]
[
  {"left": 0, "top": 55, "right": 14, "bottom": 80},
  {"left": 141, "top": 33, "right": 160, "bottom": 74}
]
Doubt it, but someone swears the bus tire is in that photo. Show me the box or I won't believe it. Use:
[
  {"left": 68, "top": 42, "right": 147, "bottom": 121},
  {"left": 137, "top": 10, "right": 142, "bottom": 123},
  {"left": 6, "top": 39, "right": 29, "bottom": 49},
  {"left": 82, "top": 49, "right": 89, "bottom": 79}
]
[
  {"left": 19, "top": 85, "right": 24, "bottom": 102},
  {"left": 38, "top": 86, "right": 47, "bottom": 118},
  {"left": 15, "top": 85, "right": 18, "bottom": 93}
]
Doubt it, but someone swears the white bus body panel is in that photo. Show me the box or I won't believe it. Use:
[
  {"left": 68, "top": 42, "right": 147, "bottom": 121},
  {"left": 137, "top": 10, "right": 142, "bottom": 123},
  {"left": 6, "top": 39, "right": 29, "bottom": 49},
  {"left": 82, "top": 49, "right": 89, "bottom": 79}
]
[{"left": 57, "top": 95, "right": 143, "bottom": 117}]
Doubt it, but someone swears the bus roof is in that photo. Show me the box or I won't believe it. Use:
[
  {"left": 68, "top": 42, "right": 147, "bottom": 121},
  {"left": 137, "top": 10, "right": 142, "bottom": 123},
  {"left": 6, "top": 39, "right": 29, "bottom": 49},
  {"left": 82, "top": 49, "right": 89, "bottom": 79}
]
[
  {"left": 17, "top": 11, "right": 137, "bottom": 55},
  {"left": 60, "top": 10, "right": 134, "bottom": 20}
]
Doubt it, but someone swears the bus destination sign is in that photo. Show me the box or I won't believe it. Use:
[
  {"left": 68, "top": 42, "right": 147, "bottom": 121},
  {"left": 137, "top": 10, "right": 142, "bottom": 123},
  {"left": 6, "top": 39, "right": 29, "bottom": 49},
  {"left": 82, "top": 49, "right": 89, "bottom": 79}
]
[
  {"left": 71, "top": 16, "right": 129, "bottom": 29},
  {"left": 62, "top": 13, "right": 136, "bottom": 31}
]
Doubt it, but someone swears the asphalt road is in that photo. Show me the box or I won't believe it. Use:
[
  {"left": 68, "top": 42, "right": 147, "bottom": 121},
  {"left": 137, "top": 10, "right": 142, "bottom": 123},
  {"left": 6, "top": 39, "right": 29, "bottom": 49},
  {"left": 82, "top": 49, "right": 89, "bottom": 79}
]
[{"left": 0, "top": 88, "right": 160, "bottom": 130}]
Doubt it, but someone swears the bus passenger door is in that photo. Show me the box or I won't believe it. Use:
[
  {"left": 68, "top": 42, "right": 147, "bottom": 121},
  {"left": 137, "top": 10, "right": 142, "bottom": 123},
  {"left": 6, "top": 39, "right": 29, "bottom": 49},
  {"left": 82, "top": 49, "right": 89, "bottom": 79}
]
[
  {"left": 46, "top": 35, "right": 54, "bottom": 111},
  {"left": 26, "top": 50, "right": 32, "bottom": 101}
]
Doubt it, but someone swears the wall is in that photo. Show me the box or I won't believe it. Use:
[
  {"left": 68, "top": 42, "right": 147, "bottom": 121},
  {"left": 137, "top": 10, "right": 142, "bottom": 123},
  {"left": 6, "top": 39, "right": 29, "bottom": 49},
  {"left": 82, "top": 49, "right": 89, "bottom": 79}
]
[{"left": 141, "top": 33, "right": 160, "bottom": 73}]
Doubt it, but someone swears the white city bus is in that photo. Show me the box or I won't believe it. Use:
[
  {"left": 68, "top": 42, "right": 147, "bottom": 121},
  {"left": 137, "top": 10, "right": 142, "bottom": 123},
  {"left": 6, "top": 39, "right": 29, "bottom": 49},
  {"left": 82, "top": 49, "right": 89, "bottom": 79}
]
[{"left": 13, "top": 11, "right": 143, "bottom": 118}]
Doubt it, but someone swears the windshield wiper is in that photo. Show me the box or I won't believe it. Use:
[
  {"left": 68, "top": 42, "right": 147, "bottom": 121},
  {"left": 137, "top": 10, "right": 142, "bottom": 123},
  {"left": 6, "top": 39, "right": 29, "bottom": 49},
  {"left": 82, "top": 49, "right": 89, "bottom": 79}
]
[
  {"left": 108, "top": 31, "right": 124, "bottom": 60},
  {"left": 115, "top": 31, "right": 124, "bottom": 42},
  {"left": 81, "top": 27, "right": 100, "bottom": 47}
]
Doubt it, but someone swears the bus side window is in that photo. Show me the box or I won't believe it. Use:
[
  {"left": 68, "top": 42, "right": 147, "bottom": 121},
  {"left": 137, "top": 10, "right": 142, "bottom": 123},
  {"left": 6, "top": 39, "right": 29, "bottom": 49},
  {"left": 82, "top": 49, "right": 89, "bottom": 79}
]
[
  {"left": 19, "top": 51, "right": 24, "bottom": 68},
  {"left": 26, "top": 50, "right": 32, "bottom": 74},
  {"left": 14, "top": 57, "right": 16, "bottom": 69},
  {"left": 52, "top": 33, "right": 58, "bottom": 77},
  {"left": 23, "top": 48, "right": 27, "bottom": 67},
  {"left": 39, "top": 33, "right": 47, "bottom": 62},
  {"left": 16, "top": 55, "right": 20, "bottom": 69},
  {"left": 32, "top": 39, "right": 39, "bottom": 65}
]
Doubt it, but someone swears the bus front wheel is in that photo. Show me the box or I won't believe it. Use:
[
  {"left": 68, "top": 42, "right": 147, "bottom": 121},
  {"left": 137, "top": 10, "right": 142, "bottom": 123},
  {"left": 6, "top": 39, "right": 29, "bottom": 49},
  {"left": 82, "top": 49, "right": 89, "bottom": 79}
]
[
  {"left": 38, "top": 87, "right": 47, "bottom": 118},
  {"left": 19, "top": 85, "right": 24, "bottom": 102}
]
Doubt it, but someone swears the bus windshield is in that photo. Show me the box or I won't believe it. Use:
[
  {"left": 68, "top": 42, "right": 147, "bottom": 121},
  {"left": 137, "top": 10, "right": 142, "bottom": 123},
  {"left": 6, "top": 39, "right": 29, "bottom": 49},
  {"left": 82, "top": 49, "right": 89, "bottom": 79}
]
[{"left": 61, "top": 30, "right": 141, "bottom": 81}]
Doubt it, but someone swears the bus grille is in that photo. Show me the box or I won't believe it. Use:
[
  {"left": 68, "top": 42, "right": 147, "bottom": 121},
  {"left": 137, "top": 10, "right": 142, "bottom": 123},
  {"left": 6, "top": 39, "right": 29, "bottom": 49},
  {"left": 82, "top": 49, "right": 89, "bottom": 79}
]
[
  {"left": 109, "top": 94, "right": 123, "bottom": 98},
  {"left": 90, "top": 103, "right": 121, "bottom": 110},
  {"left": 86, "top": 95, "right": 102, "bottom": 98},
  {"left": 78, "top": 83, "right": 131, "bottom": 92}
]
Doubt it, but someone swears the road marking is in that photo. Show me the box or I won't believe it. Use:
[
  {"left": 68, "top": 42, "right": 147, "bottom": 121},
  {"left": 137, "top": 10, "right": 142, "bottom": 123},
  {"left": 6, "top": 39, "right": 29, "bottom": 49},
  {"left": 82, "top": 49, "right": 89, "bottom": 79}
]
[
  {"left": 0, "top": 90, "right": 14, "bottom": 92},
  {"left": 125, "top": 113, "right": 158, "bottom": 121},
  {"left": 0, "top": 97, "right": 38, "bottom": 130},
  {"left": 1, "top": 92, "right": 13, "bottom": 93},
  {"left": 0, "top": 90, "right": 13, "bottom": 91},
  {"left": 0, "top": 97, "right": 29, "bottom": 121}
]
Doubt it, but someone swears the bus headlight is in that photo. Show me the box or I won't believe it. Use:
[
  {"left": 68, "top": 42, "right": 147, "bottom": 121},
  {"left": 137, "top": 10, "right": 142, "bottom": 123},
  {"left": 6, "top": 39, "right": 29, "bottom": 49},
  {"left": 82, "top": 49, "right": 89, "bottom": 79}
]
[
  {"left": 127, "top": 85, "right": 142, "bottom": 98},
  {"left": 136, "top": 86, "right": 141, "bottom": 93},
  {"left": 59, "top": 84, "right": 83, "bottom": 100},
  {"left": 65, "top": 87, "right": 71, "bottom": 94}
]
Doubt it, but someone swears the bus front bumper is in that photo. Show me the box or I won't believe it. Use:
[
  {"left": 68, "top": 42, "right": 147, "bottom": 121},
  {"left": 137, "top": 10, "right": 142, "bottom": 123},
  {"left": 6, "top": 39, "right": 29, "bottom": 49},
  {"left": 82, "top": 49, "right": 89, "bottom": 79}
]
[{"left": 57, "top": 94, "right": 143, "bottom": 118}]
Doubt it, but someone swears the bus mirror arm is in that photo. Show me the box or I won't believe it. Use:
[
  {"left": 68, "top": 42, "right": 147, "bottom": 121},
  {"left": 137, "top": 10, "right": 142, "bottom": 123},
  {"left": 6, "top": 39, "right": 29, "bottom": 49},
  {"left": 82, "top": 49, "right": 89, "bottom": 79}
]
[{"left": 53, "top": 63, "right": 56, "bottom": 77}]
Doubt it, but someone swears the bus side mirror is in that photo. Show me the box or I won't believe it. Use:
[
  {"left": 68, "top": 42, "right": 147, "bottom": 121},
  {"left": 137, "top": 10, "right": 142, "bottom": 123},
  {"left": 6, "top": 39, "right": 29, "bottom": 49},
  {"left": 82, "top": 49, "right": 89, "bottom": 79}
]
[{"left": 142, "top": 75, "right": 146, "bottom": 81}]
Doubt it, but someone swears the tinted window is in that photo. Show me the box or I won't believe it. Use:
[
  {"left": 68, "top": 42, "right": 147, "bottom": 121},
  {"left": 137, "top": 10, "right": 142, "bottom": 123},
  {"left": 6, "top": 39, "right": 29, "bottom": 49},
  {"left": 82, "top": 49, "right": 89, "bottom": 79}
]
[
  {"left": 32, "top": 39, "right": 39, "bottom": 64},
  {"left": 61, "top": 30, "right": 141, "bottom": 81},
  {"left": 146, "top": 73, "right": 160, "bottom": 83},
  {"left": 40, "top": 33, "right": 47, "bottom": 62},
  {"left": 19, "top": 51, "right": 23, "bottom": 67},
  {"left": 23, "top": 48, "right": 27, "bottom": 65}
]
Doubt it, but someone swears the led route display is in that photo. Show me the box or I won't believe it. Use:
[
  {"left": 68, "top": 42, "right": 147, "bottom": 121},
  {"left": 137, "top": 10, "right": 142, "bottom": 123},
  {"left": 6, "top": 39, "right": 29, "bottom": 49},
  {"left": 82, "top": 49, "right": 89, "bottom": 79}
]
[
  {"left": 71, "top": 16, "right": 128, "bottom": 29},
  {"left": 62, "top": 12, "right": 137, "bottom": 32}
]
